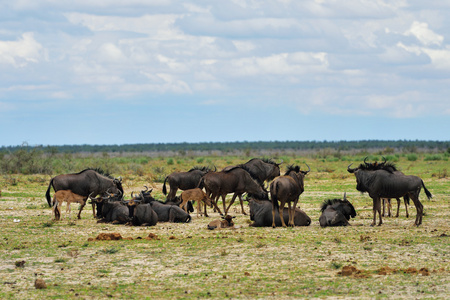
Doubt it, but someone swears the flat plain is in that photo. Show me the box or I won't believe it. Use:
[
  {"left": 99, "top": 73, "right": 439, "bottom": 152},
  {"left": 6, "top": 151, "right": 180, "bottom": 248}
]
[{"left": 0, "top": 155, "right": 448, "bottom": 299}]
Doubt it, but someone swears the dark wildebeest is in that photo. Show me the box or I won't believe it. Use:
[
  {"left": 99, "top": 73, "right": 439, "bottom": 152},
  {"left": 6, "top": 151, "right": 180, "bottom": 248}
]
[
  {"left": 199, "top": 166, "right": 268, "bottom": 216},
  {"left": 248, "top": 198, "right": 311, "bottom": 227},
  {"left": 271, "top": 164, "right": 310, "bottom": 227},
  {"left": 163, "top": 166, "right": 214, "bottom": 200},
  {"left": 207, "top": 215, "right": 235, "bottom": 230},
  {"left": 363, "top": 157, "right": 410, "bottom": 218},
  {"left": 319, "top": 193, "right": 357, "bottom": 227},
  {"left": 45, "top": 168, "right": 124, "bottom": 218},
  {"left": 228, "top": 158, "right": 282, "bottom": 185},
  {"left": 149, "top": 200, "right": 191, "bottom": 223},
  {"left": 347, "top": 160, "right": 432, "bottom": 226},
  {"left": 128, "top": 201, "right": 158, "bottom": 226},
  {"left": 97, "top": 193, "right": 130, "bottom": 224}
]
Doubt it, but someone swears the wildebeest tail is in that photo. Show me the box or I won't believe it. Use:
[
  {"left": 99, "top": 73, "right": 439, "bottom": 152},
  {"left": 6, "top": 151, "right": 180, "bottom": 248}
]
[
  {"left": 197, "top": 177, "right": 205, "bottom": 189},
  {"left": 162, "top": 176, "right": 168, "bottom": 195},
  {"left": 422, "top": 181, "right": 432, "bottom": 200},
  {"left": 45, "top": 178, "right": 54, "bottom": 207},
  {"left": 404, "top": 195, "right": 410, "bottom": 205}
]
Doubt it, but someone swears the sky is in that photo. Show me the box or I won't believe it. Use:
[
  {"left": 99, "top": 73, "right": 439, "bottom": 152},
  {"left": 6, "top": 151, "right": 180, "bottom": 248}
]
[{"left": 1, "top": 1, "right": 449, "bottom": 147}]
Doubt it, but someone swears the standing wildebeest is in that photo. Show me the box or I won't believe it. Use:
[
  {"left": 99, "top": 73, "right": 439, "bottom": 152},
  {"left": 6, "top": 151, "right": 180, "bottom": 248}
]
[
  {"left": 199, "top": 166, "right": 268, "bottom": 216},
  {"left": 347, "top": 160, "right": 432, "bottom": 226},
  {"left": 248, "top": 198, "right": 311, "bottom": 227},
  {"left": 45, "top": 168, "right": 124, "bottom": 218},
  {"left": 363, "top": 157, "right": 410, "bottom": 218},
  {"left": 177, "top": 188, "right": 212, "bottom": 217},
  {"left": 52, "top": 190, "right": 93, "bottom": 220},
  {"left": 163, "top": 166, "right": 214, "bottom": 200},
  {"left": 238, "top": 158, "right": 282, "bottom": 185},
  {"left": 319, "top": 193, "right": 357, "bottom": 227},
  {"left": 271, "top": 164, "right": 310, "bottom": 227}
]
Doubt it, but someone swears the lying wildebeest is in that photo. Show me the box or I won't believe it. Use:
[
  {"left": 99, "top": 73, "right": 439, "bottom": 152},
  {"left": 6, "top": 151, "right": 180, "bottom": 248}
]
[
  {"left": 248, "top": 198, "right": 311, "bottom": 227},
  {"left": 271, "top": 164, "right": 310, "bottom": 227},
  {"left": 163, "top": 166, "right": 214, "bottom": 200},
  {"left": 150, "top": 200, "right": 191, "bottom": 223},
  {"left": 207, "top": 215, "right": 235, "bottom": 230},
  {"left": 52, "top": 190, "right": 92, "bottom": 220},
  {"left": 177, "top": 188, "right": 212, "bottom": 217},
  {"left": 97, "top": 192, "right": 130, "bottom": 224},
  {"left": 45, "top": 168, "right": 124, "bottom": 218},
  {"left": 319, "top": 193, "right": 356, "bottom": 227},
  {"left": 347, "top": 159, "right": 432, "bottom": 226},
  {"left": 128, "top": 201, "right": 158, "bottom": 226},
  {"left": 199, "top": 166, "right": 268, "bottom": 216}
]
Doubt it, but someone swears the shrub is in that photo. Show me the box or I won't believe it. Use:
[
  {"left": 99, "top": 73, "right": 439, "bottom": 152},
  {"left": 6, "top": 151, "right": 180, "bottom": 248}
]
[{"left": 406, "top": 154, "right": 418, "bottom": 161}]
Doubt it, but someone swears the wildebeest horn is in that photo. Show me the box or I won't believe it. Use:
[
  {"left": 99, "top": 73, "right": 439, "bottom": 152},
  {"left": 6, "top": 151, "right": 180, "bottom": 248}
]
[
  {"left": 381, "top": 156, "right": 387, "bottom": 165},
  {"left": 277, "top": 159, "right": 284, "bottom": 165},
  {"left": 343, "top": 192, "right": 347, "bottom": 200},
  {"left": 363, "top": 156, "right": 369, "bottom": 166},
  {"left": 347, "top": 163, "right": 357, "bottom": 173},
  {"left": 304, "top": 163, "right": 311, "bottom": 173},
  {"left": 144, "top": 186, "right": 149, "bottom": 192}
]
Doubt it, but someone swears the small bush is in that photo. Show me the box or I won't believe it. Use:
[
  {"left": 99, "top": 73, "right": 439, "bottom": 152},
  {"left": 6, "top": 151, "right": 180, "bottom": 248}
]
[{"left": 406, "top": 154, "right": 418, "bottom": 161}]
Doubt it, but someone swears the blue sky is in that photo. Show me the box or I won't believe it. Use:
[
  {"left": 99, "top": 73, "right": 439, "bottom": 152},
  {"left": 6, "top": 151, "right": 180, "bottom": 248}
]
[{"left": 1, "top": 1, "right": 449, "bottom": 147}]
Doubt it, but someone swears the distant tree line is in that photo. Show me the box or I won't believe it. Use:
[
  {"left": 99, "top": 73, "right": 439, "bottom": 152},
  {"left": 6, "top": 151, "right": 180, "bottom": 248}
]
[{"left": 1, "top": 140, "right": 449, "bottom": 155}]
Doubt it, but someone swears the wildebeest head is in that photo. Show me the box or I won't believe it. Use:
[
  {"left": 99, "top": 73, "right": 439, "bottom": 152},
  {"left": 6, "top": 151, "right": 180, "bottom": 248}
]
[
  {"left": 222, "top": 215, "right": 235, "bottom": 226},
  {"left": 320, "top": 193, "right": 356, "bottom": 220}
]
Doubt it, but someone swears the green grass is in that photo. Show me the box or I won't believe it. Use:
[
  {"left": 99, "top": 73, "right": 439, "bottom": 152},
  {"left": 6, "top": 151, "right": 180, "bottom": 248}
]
[{"left": 0, "top": 155, "right": 448, "bottom": 299}]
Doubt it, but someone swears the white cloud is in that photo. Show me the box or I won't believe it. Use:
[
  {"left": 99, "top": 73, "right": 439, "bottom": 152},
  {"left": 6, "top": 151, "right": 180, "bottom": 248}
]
[
  {"left": 405, "top": 21, "right": 444, "bottom": 46},
  {"left": 0, "top": 32, "right": 43, "bottom": 67}
]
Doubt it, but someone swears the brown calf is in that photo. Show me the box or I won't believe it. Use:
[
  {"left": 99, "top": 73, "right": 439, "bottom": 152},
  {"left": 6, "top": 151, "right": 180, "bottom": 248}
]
[
  {"left": 207, "top": 215, "right": 235, "bottom": 230},
  {"left": 179, "top": 188, "right": 212, "bottom": 217},
  {"left": 52, "top": 190, "right": 90, "bottom": 220}
]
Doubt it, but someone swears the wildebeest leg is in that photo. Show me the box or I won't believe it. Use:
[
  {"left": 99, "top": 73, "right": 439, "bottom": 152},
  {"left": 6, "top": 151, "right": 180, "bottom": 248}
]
[
  {"left": 225, "top": 193, "right": 238, "bottom": 215},
  {"left": 77, "top": 201, "right": 86, "bottom": 219},
  {"left": 203, "top": 201, "right": 209, "bottom": 217},
  {"left": 168, "top": 186, "right": 178, "bottom": 201},
  {"left": 410, "top": 194, "right": 423, "bottom": 226},
  {"left": 238, "top": 194, "right": 247, "bottom": 215},
  {"left": 382, "top": 199, "right": 386, "bottom": 217},
  {"left": 376, "top": 198, "right": 383, "bottom": 226},
  {"left": 66, "top": 202, "right": 71, "bottom": 220},
  {"left": 387, "top": 199, "right": 392, "bottom": 217},
  {"left": 404, "top": 198, "right": 409, "bottom": 218},
  {"left": 212, "top": 194, "right": 223, "bottom": 215},
  {"left": 287, "top": 202, "right": 294, "bottom": 227},
  {"left": 394, "top": 198, "right": 400, "bottom": 217},
  {"left": 371, "top": 198, "right": 382, "bottom": 226},
  {"left": 289, "top": 199, "right": 299, "bottom": 226},
  {"left": 279, "top": 201, "right": 287, "bottom": 227},
  {"left": 92, "top": 202, "right": 96, "bottom": 218}
]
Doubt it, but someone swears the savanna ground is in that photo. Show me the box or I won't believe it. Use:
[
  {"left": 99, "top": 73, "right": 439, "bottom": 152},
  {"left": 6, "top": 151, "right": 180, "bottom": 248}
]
[{"left": 0, "top": 153, "right": 449, "bottom": 299}]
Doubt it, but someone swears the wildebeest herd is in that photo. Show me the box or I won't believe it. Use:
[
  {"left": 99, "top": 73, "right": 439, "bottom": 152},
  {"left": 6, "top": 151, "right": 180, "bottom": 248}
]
[{"left": 45, "top": 157, "right": 432, "bottom": 228}]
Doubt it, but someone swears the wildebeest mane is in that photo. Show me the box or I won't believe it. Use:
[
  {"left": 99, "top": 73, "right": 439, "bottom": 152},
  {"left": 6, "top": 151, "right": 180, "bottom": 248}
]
[
  {"left": 284, "top": 165, "right": 301, "bottom": 176},
  {"left": 188, "top": 166, "right": 211, "bottom": 172},
  {"left": 320, "top": 198, "right": 342, "bottom": 212},
  {"left": 357, "top": 161, "right": 399, "bottom": 173},
  {"left": 78, "top": 168, "right": 113, "bottom": 179},
  {"left": 247, "top": 157, "right": 277, "bottom": 166},
  {"left": 224, "top": 164, "right": 261, "bottom": 183}
]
